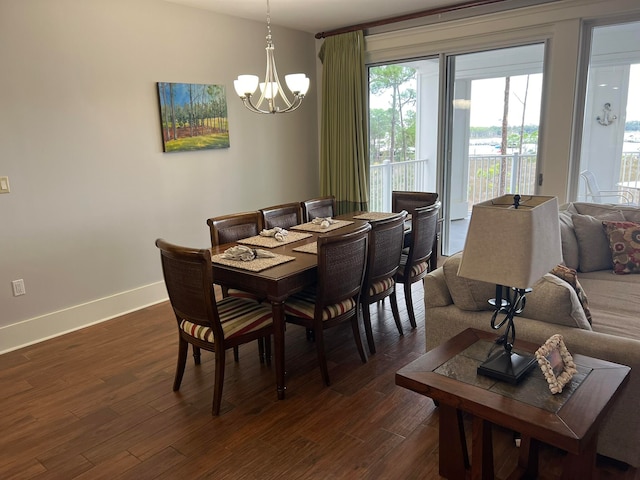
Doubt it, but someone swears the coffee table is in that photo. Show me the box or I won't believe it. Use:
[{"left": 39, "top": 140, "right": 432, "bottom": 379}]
[{"left": 396, "top": 328, "right": 630, "bottom": 479}]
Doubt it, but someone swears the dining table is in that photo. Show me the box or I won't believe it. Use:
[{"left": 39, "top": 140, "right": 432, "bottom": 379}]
[{"left": 210, "top": 215, "right": 375, "bottom": 400}]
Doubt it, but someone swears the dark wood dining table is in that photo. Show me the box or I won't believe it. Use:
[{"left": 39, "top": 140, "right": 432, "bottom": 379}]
[{"left": 210, "top": 216, "right": 370, "bottom": 400}]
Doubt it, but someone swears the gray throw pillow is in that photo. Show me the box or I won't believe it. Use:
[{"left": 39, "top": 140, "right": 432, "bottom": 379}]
[
  {"left": 572, "top": 210, "right": 625, "bottom": 272},
  {"left": 559, "top": 211, "right": 579, "bottom": 269}
]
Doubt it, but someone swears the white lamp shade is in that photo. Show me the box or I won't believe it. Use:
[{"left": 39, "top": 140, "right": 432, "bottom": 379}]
[
  {"left": 457, "top": 195, "right": 562, "bottom": 289},
  {"left": 234, "top": 75, "right": 259, "bottom": 96},
  {"left": 259, "top": 81, "right": 279, "bottom": 99},
  {"left": 285, "top": 74, "right": 310, "bottom": 95}
]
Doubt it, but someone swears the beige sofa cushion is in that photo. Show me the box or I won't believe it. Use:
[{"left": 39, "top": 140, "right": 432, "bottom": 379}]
[
  {"left": 572, "top": 210, "right": 625, "bottom": 272},
  {"left": 442, "top": 253, "right": 591, "bottom": 329},
  {"left": 443, "top": 253, "right": 495, "bottom": 311},
  {"left": 573, "top": 202, "right": 640, "bottom": 224},
  {"left": 524, "top": 274, "right": 592, "bottom": 330}
]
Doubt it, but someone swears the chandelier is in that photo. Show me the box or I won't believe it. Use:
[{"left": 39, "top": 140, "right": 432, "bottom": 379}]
[{"left": 233, "top": 0, "right": 310, "bottom": 114}]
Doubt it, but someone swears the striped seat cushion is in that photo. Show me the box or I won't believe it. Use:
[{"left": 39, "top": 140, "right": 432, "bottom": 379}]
[
  {"left": 179, "top": 297, "right": 272, "bottom": 343},
  {"left": 227, "top": 288, "right": 261, "bottom": 301},
  {"left": 284, "top": 290, "right": 356, "bottom": 321},
  {"left": 368, "top": 277, "right": 394, "bottom": 296},
  {"left": 398, "top": 259, "right": 429, "bottom": 279}
]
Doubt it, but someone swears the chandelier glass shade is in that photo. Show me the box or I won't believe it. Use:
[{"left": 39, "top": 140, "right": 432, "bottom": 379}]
[{"left": 234, "top": 0, "right": 310, "bottom": 114}]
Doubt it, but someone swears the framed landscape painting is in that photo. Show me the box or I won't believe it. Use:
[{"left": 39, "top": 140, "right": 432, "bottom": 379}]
[{"left": 157, "top": 82, "right": 230, "bottom": 152}]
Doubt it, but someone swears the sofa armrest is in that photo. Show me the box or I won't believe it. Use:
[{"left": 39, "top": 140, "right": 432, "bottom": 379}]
[{"left": 424, "top": 267, "right": 452, "bottom": 309}]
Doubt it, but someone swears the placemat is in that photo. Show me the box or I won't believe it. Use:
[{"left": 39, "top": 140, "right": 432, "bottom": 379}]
[
  {"left": 353, "top": 212, "right": 397, "bottom": 221},
  {"left": 291, "top": 219, "right": 353, "bottom": 233},
  {"left": 293, "top": 242, "right": 318, "bottom": 255},
  {"left": 211, "top": 253, "right": 295, "bottom": 272},
  {"left": 237, "top": 231, "right": 312, "bottom": 248}
]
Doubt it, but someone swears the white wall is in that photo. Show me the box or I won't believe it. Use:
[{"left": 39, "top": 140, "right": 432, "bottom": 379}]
[{"left": 0, "top": 0, "right": 319, "bottom": 352}]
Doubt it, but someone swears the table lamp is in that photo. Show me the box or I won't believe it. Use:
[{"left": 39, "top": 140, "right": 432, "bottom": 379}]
[{"left": 457, "top": 194, "right": 562, "bottom": 383}]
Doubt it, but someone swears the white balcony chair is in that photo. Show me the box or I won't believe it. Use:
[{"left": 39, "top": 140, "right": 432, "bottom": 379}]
[{"left": 580, "top": 170, "right": 633, "bottom": 204}]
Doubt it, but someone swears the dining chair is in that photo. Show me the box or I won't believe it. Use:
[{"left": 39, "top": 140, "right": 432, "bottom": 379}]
[
  {"left": 392, "top": 190, "right": 441, "bottom": 270},
  {"left": 301, "top": 195, "right": 337, "bottom": 222},
  {"left": 395, "top": 201, "right": 441, "bottom": 330},
  {"left": 391, "top": 190, "right": 439, "bottom": 214},
  {"left": 284, "top": 222, "right": 371, "bottom": 386},
  {"left": 360, "top": 211, "right": 408, "bottom": 354},
  {"left": 260, "top": 202, "right": 303, "bottom": 229},
  {"left": 207, "top": 211, "right": 263, "bottom": 247},
  {"left": 206, "top": 211, "right": 268, "bottom": 362},
  {"left": 155, "top": 238, "right": 274, "bottom": 415}
]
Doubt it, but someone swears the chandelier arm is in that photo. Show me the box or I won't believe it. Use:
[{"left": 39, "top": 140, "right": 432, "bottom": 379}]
[{"left": 235, "top": 0, "right": 308, "bottom": 114}]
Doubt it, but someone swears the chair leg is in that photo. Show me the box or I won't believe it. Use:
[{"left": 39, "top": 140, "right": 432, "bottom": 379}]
[
  {"left": 314, "top": 327, "right": 330, "bottom": 386},
  {"left": 351, "top": 315, "right": 368, "bottom": 364},
  {"left": 306, "top": 328, "right": 315, "bottom": 341},
  {"left": 264, "top": 335, "right": 272, "bottom": 366},
  {"left": 390, "top": 288, "right": 404, "bottom": 336},
  {"left": 361, "top": 302, "right": 376, "bottom": 354},
  {"left": 192, "top": 345, "right": 202, "bottom": 365},
  {"left": 257, "top": 338, "right": 265, "bottom": 364},
  {"left": 212, "top": 347, "right": 226, "bottom": 416},
  {"left": 173, "top": 337, "right": 189, "bottom": 391},
  {"left": 404, "top": 280, "right": 417, "bottom": 329},
  {"left": 233, "top": 346, "right": 239, "bottom": 362}
]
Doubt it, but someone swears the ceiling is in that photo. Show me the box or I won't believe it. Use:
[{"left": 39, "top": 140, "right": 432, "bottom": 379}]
[{"left": 162, "top": 0, "right": 485, "bottom": 35}]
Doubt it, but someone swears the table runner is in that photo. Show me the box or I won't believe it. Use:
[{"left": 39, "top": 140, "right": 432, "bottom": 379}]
[
  {"left": 293, "top": 242, "right": 317, "bottom": 255},
  {"left": 211, "top": 253, "right": 295, "bottom": 272},
  {"left": 291, "top": 219, "right": 353, "bottom": 233},
  {"left": 237, "top": 231, "right": 312, "bottom": 248}
]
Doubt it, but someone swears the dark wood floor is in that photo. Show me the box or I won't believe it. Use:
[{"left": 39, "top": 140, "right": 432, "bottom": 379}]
[{"left": 1, "top": 283, "right": 637, "bottom": 479}]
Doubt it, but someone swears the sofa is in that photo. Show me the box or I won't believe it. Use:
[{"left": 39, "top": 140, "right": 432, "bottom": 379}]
[{"left": 424, "top": 202, "right": 640, "bottom": 468}]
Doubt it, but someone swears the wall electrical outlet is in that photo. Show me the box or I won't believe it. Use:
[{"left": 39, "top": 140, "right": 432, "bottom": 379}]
[{"left": 12, "top": 279, "right": 26, "bottom": 296}]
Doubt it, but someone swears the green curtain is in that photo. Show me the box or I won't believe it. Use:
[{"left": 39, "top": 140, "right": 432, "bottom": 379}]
[{"left": 318, "top": 31, "right": 369, "bottom": 215}]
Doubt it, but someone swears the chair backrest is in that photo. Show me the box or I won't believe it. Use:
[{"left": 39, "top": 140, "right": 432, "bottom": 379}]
[
  {"left": 392, "top": 191, "right": 439, "bottom": 214},
  {"left": 580, "top": 170, "right": 632, "bottom": 204},
  {"left": 580, "top": 170, "right": 601, "bottom": 198},
  {"left": 260, "top": 202, "right": 303, "bottom": 229},
  {"left": 315, "top": 223, "right": 371, "bottom": 310},
  {"left": 155, "top": 239, "right": 223, "bottom": 340},
  {"left": 301, "top": 196, "right": 336, "bottom": 222},
  {"left": 363, "top": 211, "right": 408, "bottom": 292},
  {"left": 207, "top": 211, "right": 262, "bottom": 247},
  {"left": 405, "top": 202, "right": 441, "bottom": 268}
]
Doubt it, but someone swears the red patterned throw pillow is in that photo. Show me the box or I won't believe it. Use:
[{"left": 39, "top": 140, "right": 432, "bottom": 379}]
[
  {"left": 602, "top": 221, "right": 640, "bottom": 275},
  {"left": 550, "top": 264, "right": 592, "bottom": 324}
]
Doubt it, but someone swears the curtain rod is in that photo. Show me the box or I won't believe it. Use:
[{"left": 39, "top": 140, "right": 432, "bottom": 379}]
[{"left": 315, "top": 0, "right": 509, "bottom": 39}]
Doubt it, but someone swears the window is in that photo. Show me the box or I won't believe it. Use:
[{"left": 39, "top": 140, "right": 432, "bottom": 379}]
[{"left": 576, "top": 21, "right": 640, "bottom": 204}]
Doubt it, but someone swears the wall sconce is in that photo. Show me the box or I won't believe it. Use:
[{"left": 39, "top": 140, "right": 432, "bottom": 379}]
[{"left": 596, "top": 102, "right": 617, "bottom": 126}]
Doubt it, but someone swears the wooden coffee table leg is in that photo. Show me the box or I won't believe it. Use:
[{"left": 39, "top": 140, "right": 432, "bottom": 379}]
[
  {"left": 439, "top": 403, "right": 469, "bottom": 479},
  {"left": 472, "top": 416, "right": 494, "bottom": 480},
  {"left": 516, "top": 435, "right": 539, "bottom": 479},
  {"left": 561, "top": 433, "right": 597, "bottom": 480}
]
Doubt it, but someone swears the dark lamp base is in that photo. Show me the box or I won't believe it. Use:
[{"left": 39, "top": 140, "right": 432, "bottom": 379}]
[{"left": 477, "top": 349, "right": 537, "bottom": 384}]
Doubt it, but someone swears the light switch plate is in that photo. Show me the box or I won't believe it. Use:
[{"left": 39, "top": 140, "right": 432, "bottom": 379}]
[{"left": 0, "top": 176, "right": 9, "bottom": 193}]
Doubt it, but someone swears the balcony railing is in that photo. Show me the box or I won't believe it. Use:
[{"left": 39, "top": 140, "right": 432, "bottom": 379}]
[
  {"left": 369, "top": 158, "right": 430, "bottom": 212},
  {"left": 369, "top": 150, "right": 640, "bottom": 210}
]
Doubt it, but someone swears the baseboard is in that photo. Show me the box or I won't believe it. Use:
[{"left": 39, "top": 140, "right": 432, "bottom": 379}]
[{"left": 0, "top": 282, "right": 168, "bottom": 355}]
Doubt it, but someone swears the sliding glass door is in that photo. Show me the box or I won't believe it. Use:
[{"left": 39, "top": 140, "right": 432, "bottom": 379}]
[
  {"left": 368, "top": 44, "right": 546, "bottom": 257},
  {"left": 442, "top": 44, "right": 546, "bottom": 255}
]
